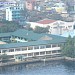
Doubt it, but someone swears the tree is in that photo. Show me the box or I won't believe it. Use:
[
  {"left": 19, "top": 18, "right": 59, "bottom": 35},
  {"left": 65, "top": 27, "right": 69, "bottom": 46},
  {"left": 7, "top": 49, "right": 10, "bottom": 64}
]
[
  {"left": 34, "top": 26, "right": 49, "bottom": 33},
  {"left": 73, "top": 36, "right": 75, "bottom": 57},
  {"left": 0, "top": 20, "right": 21, "bottom": 33},
  {"left": 24, "top": 23, "right": 33, "bottom": 31},
  {"left": 62, "top": 35, "right": 75, "bottom": 57},
  {"left": 20, "top": 8, "right": 29, "bottom": 20},
  {"left": 48, "top": 13, "right": 62, "bottom": 20}
]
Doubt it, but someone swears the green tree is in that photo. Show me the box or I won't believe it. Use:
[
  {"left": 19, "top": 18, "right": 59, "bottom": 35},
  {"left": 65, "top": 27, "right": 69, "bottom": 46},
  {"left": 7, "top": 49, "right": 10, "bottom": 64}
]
[
  {"left": 73, "top": 36, "right": 75, "bottom": 57},
  {"left": 34, "top": 26, "right": 49, "bottom": 33},
  {"left": 20, "top": 8, "right": 29, "bottom": 20},
  {"left": 25, "top": 23, "right": 33, "bottom": 31},
  {"left": 48, "top": 13, "right": 62, "bottom": 20},
  {"left": 0, "top": 21, "right": 21, "bottom": 33},
  {"left": 62, "top": 36, "right": 74, "bottom": 57}
]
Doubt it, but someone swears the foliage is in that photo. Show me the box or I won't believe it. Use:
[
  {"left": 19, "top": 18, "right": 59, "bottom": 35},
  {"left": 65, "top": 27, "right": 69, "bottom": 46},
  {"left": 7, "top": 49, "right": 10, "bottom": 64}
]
[
  {"left": 0, "top": 20, "right": 21, "bottom": 33},
  {"left": 28, "top": 11, "right": 47, "bottom": 22},
  {"left": 20, "top": 8, "right": 29, "bottom": 20},
  {"left": 24, "top": 23, "right": 33, "bottom": 31},
  {"left": 62, "top": 35, "right": 75, "bottom": 58},
  {"left": 33, "top": 26, "right": 49, "bottom": 33},
  {"left": 61, "top": 17, "right": 74, "bottom": 22},
  {"left": 48, "top": 13, "right": 62, "bottom": 20}
]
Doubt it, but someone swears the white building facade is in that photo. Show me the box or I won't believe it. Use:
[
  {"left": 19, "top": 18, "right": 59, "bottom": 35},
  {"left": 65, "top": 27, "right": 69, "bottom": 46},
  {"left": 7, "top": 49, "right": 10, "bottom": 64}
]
[
  {"left": 6, "top": 5, "right": 24, "bottom": 22},
  {"left": 27, "top": 19, "right": 75, "bottom": 35}
]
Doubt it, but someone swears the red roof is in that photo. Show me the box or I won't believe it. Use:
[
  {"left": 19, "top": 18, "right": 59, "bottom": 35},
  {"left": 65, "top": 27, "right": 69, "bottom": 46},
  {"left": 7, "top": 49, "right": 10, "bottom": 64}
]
[{"left": 37, "top": 19, "right": 56, "bottom": 24}]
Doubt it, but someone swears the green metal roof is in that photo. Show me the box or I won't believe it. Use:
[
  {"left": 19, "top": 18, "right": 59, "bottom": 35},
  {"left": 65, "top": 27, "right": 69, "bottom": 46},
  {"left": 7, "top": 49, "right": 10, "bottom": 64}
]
[
  {"left": 0, "top": 29, "right": 66, "bottom": 49},
  {"left": 0, "top": 36, "right": 66, "bottom": 49},
  {"left": 12, "top": 29, "right": 44, "bottom": 40},
  {"left": 0, "top": 32, "right": 12, "bottom": 37},
  {"left": 12, "top": 29, "right": 66, "bottom": 41}
]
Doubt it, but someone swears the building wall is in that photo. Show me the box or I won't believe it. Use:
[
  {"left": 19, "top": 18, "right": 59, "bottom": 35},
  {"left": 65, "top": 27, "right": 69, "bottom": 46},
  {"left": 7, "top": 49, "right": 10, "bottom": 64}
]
[
  {"left": 6, "top": 8, "right": 12, "bottom": 21},
  {"left": 27, "top": 21, "right": 75, "bottom": 35},
  {"left": 26, "top": 22, "right": 48, "bottom": 29},
  {"left": 6, "top": 6, "right": 24, "bottom": 22},
  {"left": 0, "top": 44, "right": 61, "bottom": 60}
]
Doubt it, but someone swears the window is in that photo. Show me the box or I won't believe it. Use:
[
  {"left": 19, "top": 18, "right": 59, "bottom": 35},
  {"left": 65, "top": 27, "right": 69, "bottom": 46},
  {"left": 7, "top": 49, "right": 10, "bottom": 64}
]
[
  {"left": 52, "top": 50, "right": 57, "bottom": 53},
  {"left": 22, "top": 47, "right": 27, "bottom": 51},
  {"left": 53, "top": 27, "right": 57, "bottom": 29},
  {"left": 2, "top": 50, "right": 7, "bottom": 53},
  {"left": 9, "top": 49, "right": 14, "bottom": 52},
  {"left": 40, "top": 45, "right": 45, "bottom": 49},
  {"left": 68, "top": 26, "right": 72, "bottom": 28},
  {"left": 34, "top": 46, "right": 39, "bottom": 49},
  {"left": 28, "top": 53, "right": 33, "bottom": 56},
  {"left": 15, "top": 48, "right": 20, "bottom": 51},
  {"left": 24, "top": 38, "right": 27, "bottom": 41},
  {"left": 23, "top": 54, "right": 27, "bottom": 57},
  {"left": 18, "top": 37, "right": 20, "bottom": 39},
  {"left": 34, "top": 52, "right": 39, "bottom": 56},
  {"left": 52, "top": 44, "right": 57, "bottom": 47},
  {"left": 73, "top": 25, "right": 75, "bottom": 29},
  {"left": 62, "top": 5, "right": 65, "bottom": 7},
  {"left": 40, "top": 52, "right": 45, "bottom": 55},
  {"left": 57, "top": 50, "right": 61, "bottom": 53},
  {"left": 46, "top": 51, "right": 51, "bottom": 54},
  {"left": 9, "top": 55, "right": 14, "bottom": 58},
  {"left": 28, "top": 46, "right": 33, "bottom": 50},
  {"left": 46, "top": 45, "right": 51, "bottom": 48}
]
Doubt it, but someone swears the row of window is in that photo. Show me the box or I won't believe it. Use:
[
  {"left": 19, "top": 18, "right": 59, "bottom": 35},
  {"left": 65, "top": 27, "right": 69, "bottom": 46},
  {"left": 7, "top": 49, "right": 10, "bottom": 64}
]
[
  {"left": 15, "top": 50, "right": 61, "bottom": 57},
  {"left": 0, "top": 50, "right": 61, "bottom": 60},
  {"left": 0, "top": 44, "right": 60, "bottom": 53}
]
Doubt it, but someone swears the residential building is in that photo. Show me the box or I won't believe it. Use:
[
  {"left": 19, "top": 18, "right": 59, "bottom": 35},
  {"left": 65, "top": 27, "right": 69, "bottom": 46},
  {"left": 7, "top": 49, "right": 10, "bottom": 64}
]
[{"left": 6, "top": 6, "right": 25, "bottom": 25}]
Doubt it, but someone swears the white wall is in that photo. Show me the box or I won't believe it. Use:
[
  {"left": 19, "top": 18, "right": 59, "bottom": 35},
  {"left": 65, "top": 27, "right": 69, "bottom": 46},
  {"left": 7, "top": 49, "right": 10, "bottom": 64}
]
[
  {"left": 1, "top": 47, "right": 60, "bottom": 55},
  {"left": 27, "top": 20, "right": 75, "bottom": 35},
  {"left": 26, "top": 22, "right": 48, "bottom": 29},
  {"left": 6, "top": 8, "right": 12, "bottom": 21}
]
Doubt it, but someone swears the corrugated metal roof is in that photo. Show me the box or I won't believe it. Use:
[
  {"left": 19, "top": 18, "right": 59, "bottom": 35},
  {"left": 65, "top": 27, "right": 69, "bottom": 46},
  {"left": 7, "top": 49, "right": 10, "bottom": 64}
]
[
  {"left": 0, "top": 35, "right": 66, "bottom": 49},
  {"left": 0, "top": 32, "right": 12, "bottom": 37},
  {"left": 0, "top": 29, "right": 66, "bottom": 49},
  {"left": 37, "top": 19, "right": 56, "bottom": 24},
  {"left": 12, "top": 29, "right": 43, "bottom": 40}
]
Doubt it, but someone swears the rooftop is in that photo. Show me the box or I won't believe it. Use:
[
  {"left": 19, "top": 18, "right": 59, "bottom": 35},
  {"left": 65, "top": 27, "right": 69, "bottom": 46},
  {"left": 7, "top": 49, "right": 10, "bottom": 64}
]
[
  {"left": 11, "top": 29, "right": 66, "bottom": 41},
  {"left": 0, "top": 29, "right": 66, "bottom": 49},
  {"left": 0, "top": 32, "right": 12, "bottom": 37},
  {"left": 0, "top": 36, "right": 66, "bottom": 49},
  {"left": 37, "top": 19, "right": 56, "bottom": 24}
]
